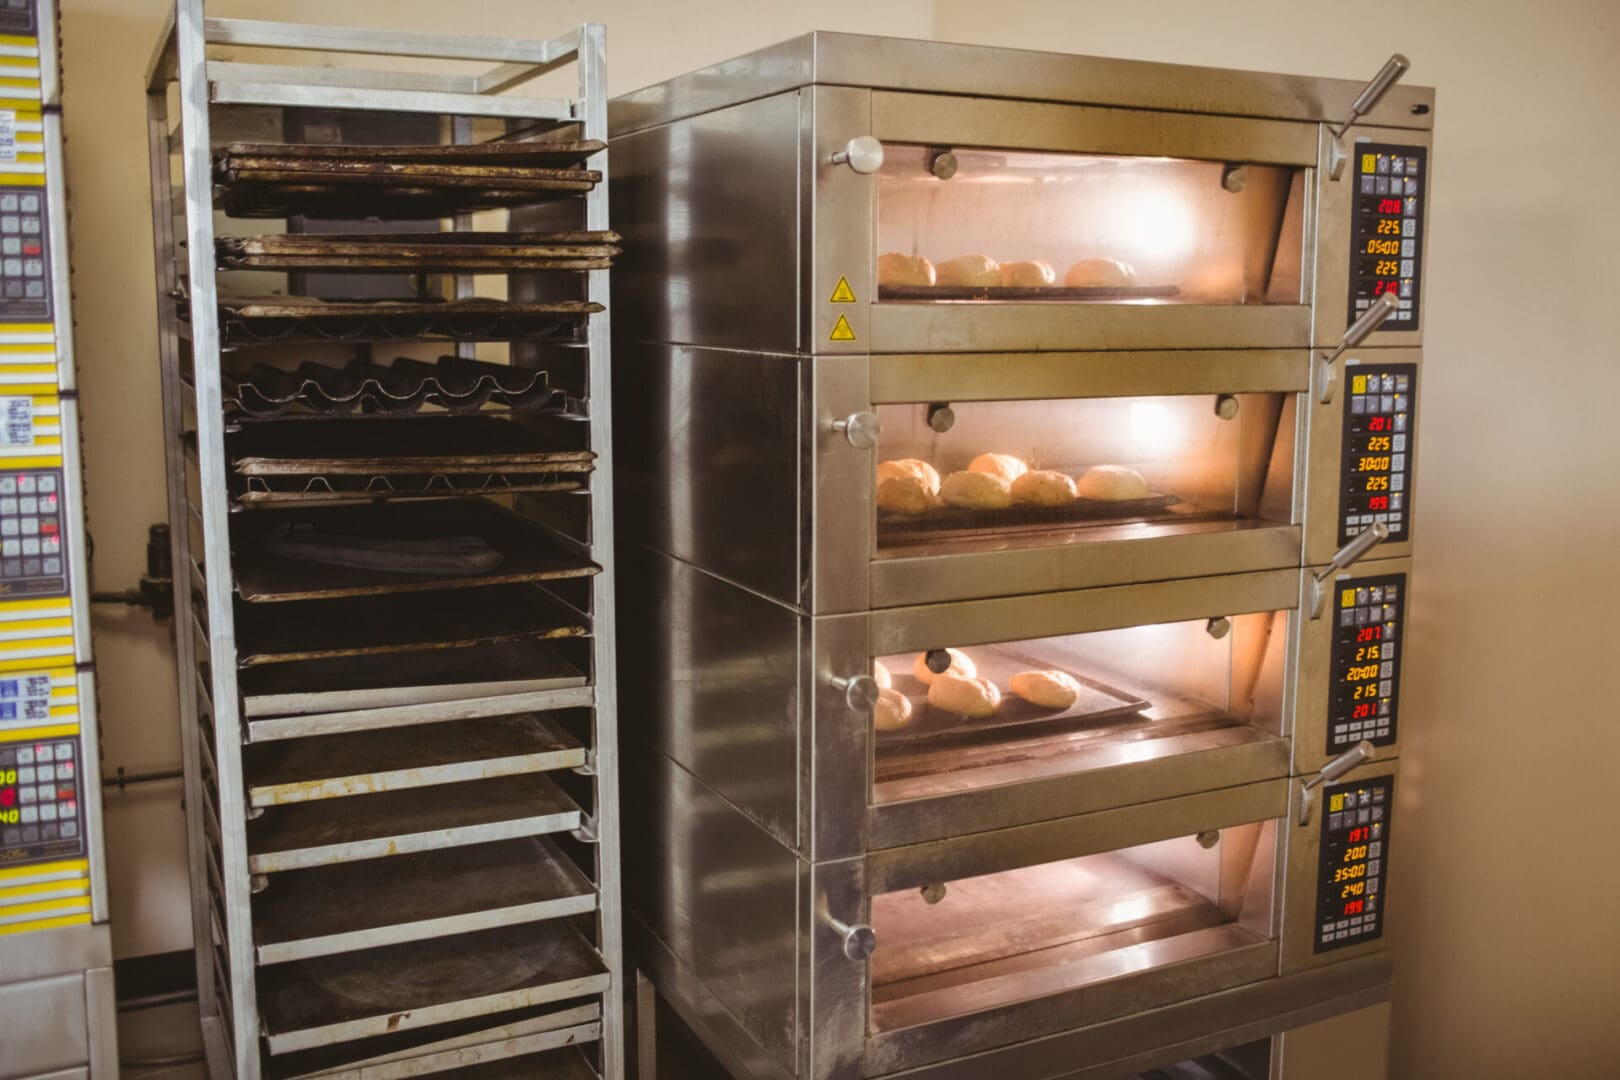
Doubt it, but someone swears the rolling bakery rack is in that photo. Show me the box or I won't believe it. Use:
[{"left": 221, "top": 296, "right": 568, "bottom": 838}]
[{"left": 144, "top": 4, "right": 622, "bottom": 1077}]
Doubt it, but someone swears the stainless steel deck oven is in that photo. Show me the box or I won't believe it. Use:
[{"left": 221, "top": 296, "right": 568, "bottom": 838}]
[{"left": 610, "top": 33, "right": 1430, "bottom": 1079}]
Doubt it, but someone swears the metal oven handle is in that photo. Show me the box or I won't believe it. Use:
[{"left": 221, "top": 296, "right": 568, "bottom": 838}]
[
  {"left": 1327, "top": 53, "right": 1412, "bottom": 179},
  {"left": 1318, "top": 291, "right": 1400, "bottom": 403},
  {"left": 818, "top": 902, "right": 879, "bottom": 962},
  {"left": 831, "top": 135, "right": 885, "bottom": 175},
  {"left": 1297, "top": 740, "right": 1377, "bottom": 825},
  {"left": 1308, "top": 522, "right": 1390, "bottom": 619},
  {"left": 832, "top": 410, "right": 882, "bottom": 449}
]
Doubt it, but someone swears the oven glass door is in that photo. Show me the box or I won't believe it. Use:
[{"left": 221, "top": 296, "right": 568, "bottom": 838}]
[
  {"left": 877, "top": 145, "right": 1304, "bottom": 309},
  {"left": 873, "top": 392, "right": 1295, "bottom": 562},
  {"left": 868, "top": 818, "right": 1279, "bottom": 1034}
]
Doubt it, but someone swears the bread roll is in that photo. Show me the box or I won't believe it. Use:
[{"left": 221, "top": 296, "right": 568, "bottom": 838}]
[
  {"left": 1010, "top": 469, "right": 1078, "bottom": 506},
  {"left": 999, "top": 260, "right": 1055, "bottom": 287},
  {"left": 877, "top": 475, "right": 934, "bottom": 514},
  {"left": 1009, "top": 670, "right": 1083, "bottom": 710},
  {"left": 1064, "top": 257, "right": 1138, "bottom": 288},
  {"left": 876, "top": 458, "right": 940, "bottom": 497},
  {"left": 873, "top": 687, "right": 914, "bottom": 732},
  {"left": 1076, "top": 464, "right": 1151, "bottom": 501},
  {"left": 878, "top": 252, "right": 935, "bottom": 288},
  {"left": 873, "top": 660, "right": 892, "bottom": 690},
  {"left": 940, "top": 470, "right": 1013, "bottom": 510},
  {"left": 936, "top": 253, "right": 1001, "bottom": 288},
  {"left": 927, "top": 673, "right": 1002, "bottom": 718},
  {"left": 966, "top": 453, "right": 1029, "bottom": 484},
  {"left": 912, "top": 648, "right": 976, "bottom": 686}
]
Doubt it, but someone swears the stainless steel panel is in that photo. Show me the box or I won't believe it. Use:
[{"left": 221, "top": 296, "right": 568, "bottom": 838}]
[
  {"left": 806, "top": 615, "right": 871, "bottom": 861},
  {"left": 868, "top": 302, "right": 1312, "bottom": 357},
  {"left": 810, "top": 353, "right": 872, "bottom": 614},
  {"left": 808, "top": 86, "right": 874, "bottom": 355},
  {"left": 805, "top": 857, "right": 869, "bottom": 1079},
  {"left": 1281, "top": 760, "right": 1398, "bottom": 975},
  {"left": 0, "top": 973, "right": 88, "bottom": 1078},
  {"left": 609, "top": 33, "right": 1435, "bottom": 138},
  {"left": 1302, "top": 349, "right": 1421, "bottom": 564},
  {"left": 877, "top": 954, "right": 1391, "bottom": 1080},
  {"left": 872, "top": 91, "right": 1317, "bottom": 163},
  {"left": 867, "top": 779, "right": 1289, "bottom": 895},
  {"left": 871, "top": 350, "right": 1308, "bottom": 405},
  {"left": 615, "top": 343, "right": 804, "bottom": 607},
  {"left": 871, "top": 527, "right": 1303, "bottom": 609},
  {"left": 610, "top": 92, "right": 803, "bottom": 352},
  {"left": 625, "top": 751, "right": 802, "bottom": 1073},
  {"left": 1311, "top": 127, "right": 1434, "bottom": 347},
  {"left": 1293, "top": 557, "right": 1413, "bottom": 775},
  {"left": 619, "top": 545, "right": 802, "bottom": 848}
]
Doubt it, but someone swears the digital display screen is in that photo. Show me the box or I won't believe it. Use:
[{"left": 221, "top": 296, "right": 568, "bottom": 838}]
[
  {"left": 1338, "top": 364, "right": 1415, "bottom": 544},
  {"left": 0, "top": 184, "right": 52, "bottom": 322},
  {"left": 1313, "top": 775, "right": 1392, "bottom": 953},
  {"left": 1328, "top": 573, "right": 1404, "bottom": 753},
  {"left": 0, "top": 734, "right": 84, "bottom": 866},
  {"left": 1347, "top": 143, "right": 1425, "bottom": 329},
  {"left": 0, "top": 467, "right": 68, "bottom": 597},
  {"left": 0, "top": 1, "right": 37, "bottom": 37}
]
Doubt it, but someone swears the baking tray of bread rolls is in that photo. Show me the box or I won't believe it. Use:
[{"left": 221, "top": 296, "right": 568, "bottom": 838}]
[
  {"left": 878, "top": 492, "right": 1182, "bottom": 539},
  {"left": 878, "top": 284, "right": 1180, "bottom": 301},
  {"left": 874, "top": 646, "right": 1148, "bottom": 748}
]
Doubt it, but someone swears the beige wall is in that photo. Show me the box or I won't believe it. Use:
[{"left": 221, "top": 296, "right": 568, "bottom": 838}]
[{"left": 60, "top": 0, "right": 1620, "bottom": 1074}]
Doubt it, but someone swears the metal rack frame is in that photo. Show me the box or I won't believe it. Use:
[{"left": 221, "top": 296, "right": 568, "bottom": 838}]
[{"left": 144, "top": 4, "right": 621, "bottom": 1077}]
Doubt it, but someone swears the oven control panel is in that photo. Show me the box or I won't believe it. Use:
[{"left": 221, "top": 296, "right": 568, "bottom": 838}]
[
  {"left": 0, "top": 467, "right": 66, "bottom": 597},
  {"left": 0, "top": 731, "right": 84, "bottom": 865},
  {"left": 0, "top": 186, "right": 52, "bottom": 321},
  {"left": 1338, "top": 363, "right": 1415, "bottom": 544},
  {"left": 1313, "top": 775, "right": 1391, "bottom": 953},
  {"left": 1348, "top": 143, "right": 1425, "bottom": 329},
  {"left": 0, "top": 0, "right": 37, "bottom": 36},
  {"left": 1328, "top": 573, "right": 1404, "bottom": 753}
]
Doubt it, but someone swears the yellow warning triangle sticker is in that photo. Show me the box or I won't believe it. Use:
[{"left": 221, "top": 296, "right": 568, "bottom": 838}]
[
  {"left": 829, "top": 314, "right": 857, "bottom": 341},
  {"left": 829, "top": 276, "right": 857, "bottom": 303}
]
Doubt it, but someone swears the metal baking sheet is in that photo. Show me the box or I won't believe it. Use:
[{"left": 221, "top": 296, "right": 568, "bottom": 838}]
[
  {"left": 217, "top": 230, "right": 620, "bottom": 273},
  {"left": 204, "top": 297, "right": 598, "bottom": 345},
  {"left": 257, "top": 921, "right": 609, "bottom": 1054},
  {"left": 243, "top": 713, "right": 586, "bottom": 807},
  {"left": 267, "top": 1005, "right": 602, "bottom": 1080},
  {"left": 431, "top": 1048, "right": 600, "bottom": 1079},
  {"left": 878, "top": 491, "right": 1183, "bottom": 543},
  {"left": 234, "top": 500, "right": 600, "bottom": 602},
  {"left": 253, "top": 836, "right": 596, "bottom": 964},
  {"left": 220, "top": 183, "right": 597, "bottom": 219},
  {"left": 235, "top": 584, "right": 588, "bottom": 667},
  {"left": 878, "top": 284, "right": 1182, "bottom": 301},
  {"left": 874, "top": 645, "right": 1148, "bottom": 749},
  {"left": 231, "top": 415, "right": 594, "bottom": 475},
  {"left": 238, "top": 474, "right": 586, "bottom": 506},
  {"left": 240, "top": 638, "right": 587, "bottom": 719},
  {"left": 217, "top": 140, "right": 605, "bottom": 167},
  {"left": 222, "top": 355, "right": 567, "bottom": 418},
  {"left": 245, "top": 771, "right": 582, "bottom": 875}
]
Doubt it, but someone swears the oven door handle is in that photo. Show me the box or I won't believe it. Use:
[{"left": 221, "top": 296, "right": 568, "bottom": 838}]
[
  {"left": 1327, "top": 53, "right": 1412, "bottom": 178},
  {"left": 1318, "top": 291, "right": 1400, "bottom": 403},
  {"left": 818, "top": 900, "right": 878, "bottom": 962},
  {"left": 1298, "top": 740, "right": 1377, "bottom": 825},
  {"left": 1308, "top": 522, "right": 1391, "bottom": 619}
]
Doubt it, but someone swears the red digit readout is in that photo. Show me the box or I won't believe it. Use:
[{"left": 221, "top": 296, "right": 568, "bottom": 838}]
[
  {"left": 1368, "top": 416, "right": 1391, "bottom": 432},
  {"left": 1368, "top": 496, "right": 1389, "bottom": 510},
  {"left": 1348, "top": 827, "right": 1370, "bottom": 843},
  {"left": 1373, "top": 280, "right": 1400, "bottom": 296},
  {"left": 1378, "top": 198, "right": 1402, "bottom": 213},
  {"left": 1356, "top": 627, "right": 1384, "bottom": 642},
  {"left": 1344, "top": 900, "right": 1365, "bottom": 916}
]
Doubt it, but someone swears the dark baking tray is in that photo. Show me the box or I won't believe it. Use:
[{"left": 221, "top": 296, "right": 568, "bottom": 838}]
[
  {"left": 875, "top": 645, "right": 1148, "bottom": 749},
  {"left": 200, "top": 297, "right": 598, "bottom": 346},
  {"left": 216, "top": 139, "right": 605, "bottom": 167},
  {"left": 217, "top": 230, "right": 620, "bottom": 273},
  {"left": 220, "top": 354, "right": 567, "bottom": 418},
  {"left": 230, "top": 415, "right": 594, "bottom": 475},
  {"left": 233, "top": 498, "right": 599, "bottom": 602},
  {"left": 879, "top": 284, "right": 1181, "bottom": 301}
]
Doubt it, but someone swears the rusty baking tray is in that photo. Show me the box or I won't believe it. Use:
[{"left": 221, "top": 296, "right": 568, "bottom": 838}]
[
  {"left": 252, "top": 836, "right": 596, "bottom": 965},
  {"left": 256, "top": 921, "right": 608, "bottom": 1055},
  {"left": 195, "top": 297, "right": 598, "bottom": 345},
  {"left": 221, "top": 355, "right": 566, "bottom": 419},
  {"left": 246, "top": 771, "right": 583, "bottom": 876},
  {"left": 218, "top": 140, "right": 604, "bottom": 167},
  {"left": 235, "top": 584, "right": 588, "bottom": 667},
  {"left": 878, "top": 492, "right": 1183, "bottom": 542},
  {"left": 243, "top": 713, "right": 586, "bottom": 808},
  {"left": 874, "top": 644, "right": 1148, "bottom": 749},
  {"left": 239, "top": 638, "right": 587, "bottom": 723},
  {"left": 266, "top": 1004, "right": 602, "bottom": 1080},
  {"left": 233, "top": 499, "right": 598, "bottom": 602},
  {"left": 216, "top": 230, "right": 620, "bottom": 273},
  {"left": 879, "top": 284, "right": 1181, "bottom": 301}
]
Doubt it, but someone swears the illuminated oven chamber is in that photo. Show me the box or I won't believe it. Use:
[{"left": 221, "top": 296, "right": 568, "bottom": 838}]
[
  {"left": 875, "top": 145, "right": 1305, "bottom": 306},
  {"left": 874, "top": 393, "right": 1295, "bottom": 557},
  {"left": 869, "top": 820, "right": 1278, "bottom": 1033},
  {"left": 872, "top": 609, "right": 1286, "bottom": 807}
]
